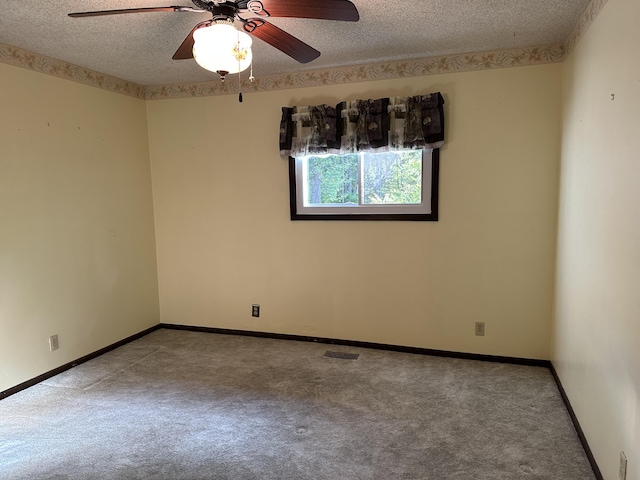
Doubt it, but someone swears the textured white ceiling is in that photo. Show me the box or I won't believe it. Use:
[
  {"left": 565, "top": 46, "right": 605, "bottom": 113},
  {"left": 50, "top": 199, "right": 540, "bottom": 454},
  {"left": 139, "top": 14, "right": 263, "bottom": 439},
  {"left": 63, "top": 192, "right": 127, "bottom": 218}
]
[{"left": 0, "top": 0, "right": 590, "bottom": 86}]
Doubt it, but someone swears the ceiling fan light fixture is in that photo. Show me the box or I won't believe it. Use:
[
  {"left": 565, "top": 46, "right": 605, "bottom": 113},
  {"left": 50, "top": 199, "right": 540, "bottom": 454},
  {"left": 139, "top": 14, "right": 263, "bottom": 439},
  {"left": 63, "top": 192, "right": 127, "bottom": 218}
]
[{"left": 192, "top": 19, "right": 253, "bottom": 78}]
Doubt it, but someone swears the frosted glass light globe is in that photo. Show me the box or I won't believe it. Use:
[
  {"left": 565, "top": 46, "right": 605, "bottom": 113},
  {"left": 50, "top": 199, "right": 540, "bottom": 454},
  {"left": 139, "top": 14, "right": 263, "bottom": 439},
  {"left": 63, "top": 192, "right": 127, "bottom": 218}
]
[{"left": 192, "top": 22, "right": 253, "bottom": 76}]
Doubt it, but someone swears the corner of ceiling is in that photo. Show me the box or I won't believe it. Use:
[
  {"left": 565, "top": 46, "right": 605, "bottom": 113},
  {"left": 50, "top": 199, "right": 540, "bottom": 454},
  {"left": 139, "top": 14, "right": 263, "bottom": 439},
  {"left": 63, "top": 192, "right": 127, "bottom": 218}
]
[{"left": 563, "top": 0, "right": 610, "bottom": 59}]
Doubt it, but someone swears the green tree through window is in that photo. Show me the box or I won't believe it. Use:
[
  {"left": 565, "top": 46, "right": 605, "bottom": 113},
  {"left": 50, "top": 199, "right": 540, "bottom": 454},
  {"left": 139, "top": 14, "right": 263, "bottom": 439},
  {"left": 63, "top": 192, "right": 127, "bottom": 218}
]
[
  {"left": 307, "top": 155, "right": 358, "bottom": 205},
  {"left": 306, "top": 151, "right": 422, "bottom": 206},
  {"left": 362, "top": 150, "right": 422, "bottom": 204}
]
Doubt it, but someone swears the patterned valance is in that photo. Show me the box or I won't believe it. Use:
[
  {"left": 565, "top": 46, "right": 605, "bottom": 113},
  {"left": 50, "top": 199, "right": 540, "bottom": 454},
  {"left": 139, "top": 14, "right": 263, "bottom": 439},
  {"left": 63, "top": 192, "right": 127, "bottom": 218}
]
[{"left": 279, "top": 92, "right": 445, "bottom": 157}]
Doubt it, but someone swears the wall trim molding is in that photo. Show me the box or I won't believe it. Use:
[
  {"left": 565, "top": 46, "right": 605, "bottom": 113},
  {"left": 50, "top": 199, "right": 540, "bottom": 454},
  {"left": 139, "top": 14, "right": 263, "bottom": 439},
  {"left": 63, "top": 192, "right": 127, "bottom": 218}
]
[
  {"left": 159, "top": 323, "right": 551, "bottom": 367},
  {"left": 0, "top": 322, "right": 551, "bottom": 402},
  {"left": 549, "top": 363, "right": 604, "bottom": 480},
  {"left": 0, "top": 325, "right": 160, "bottom": 401}
]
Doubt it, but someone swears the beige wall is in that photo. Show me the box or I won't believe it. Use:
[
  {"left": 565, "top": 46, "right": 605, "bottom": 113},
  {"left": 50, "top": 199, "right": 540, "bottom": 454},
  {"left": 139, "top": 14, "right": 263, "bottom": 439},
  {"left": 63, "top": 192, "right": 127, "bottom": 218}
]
[
  {"left": 554, "top": 0, "right": 640, "bottom": 478},
  {"left": 0, "top": 64, "right": 159, "bottom": 392},
  {"left": 148, "top": 64, "right": 561, "bottom": 360}
]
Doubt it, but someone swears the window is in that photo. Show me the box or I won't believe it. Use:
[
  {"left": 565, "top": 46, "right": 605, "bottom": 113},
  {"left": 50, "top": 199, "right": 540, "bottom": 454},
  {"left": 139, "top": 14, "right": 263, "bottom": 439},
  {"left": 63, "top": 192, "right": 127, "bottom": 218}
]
[{"left": 289, "top": 148, "right": 439, "bottom": 221}]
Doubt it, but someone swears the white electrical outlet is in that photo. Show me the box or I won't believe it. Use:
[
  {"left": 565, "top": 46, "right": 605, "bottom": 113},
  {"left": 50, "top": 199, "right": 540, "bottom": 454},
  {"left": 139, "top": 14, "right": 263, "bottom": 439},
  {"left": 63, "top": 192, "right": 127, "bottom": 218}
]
[
  {"left": 619, "top": 451, "right": 627, "bottom": 480},
  {"left": 49, "top": 335, "right": 59, "bottom": 352},
  {"left": 475, "top": 322, "right": 485, "bottom": 336}
]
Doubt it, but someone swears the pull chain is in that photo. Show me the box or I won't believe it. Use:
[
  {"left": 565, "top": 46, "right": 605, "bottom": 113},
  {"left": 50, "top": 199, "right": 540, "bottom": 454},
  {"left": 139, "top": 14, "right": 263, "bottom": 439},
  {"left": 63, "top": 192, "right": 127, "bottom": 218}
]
[{"left": 237, "top": 28, "right": 243, "bottom": 103}]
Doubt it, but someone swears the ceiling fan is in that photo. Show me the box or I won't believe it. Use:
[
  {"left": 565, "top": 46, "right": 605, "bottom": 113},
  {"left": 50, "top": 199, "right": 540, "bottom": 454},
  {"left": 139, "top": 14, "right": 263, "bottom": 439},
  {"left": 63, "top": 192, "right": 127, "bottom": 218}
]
[{"left": 68, "top": 0, "right": 360, "bottom": 69}]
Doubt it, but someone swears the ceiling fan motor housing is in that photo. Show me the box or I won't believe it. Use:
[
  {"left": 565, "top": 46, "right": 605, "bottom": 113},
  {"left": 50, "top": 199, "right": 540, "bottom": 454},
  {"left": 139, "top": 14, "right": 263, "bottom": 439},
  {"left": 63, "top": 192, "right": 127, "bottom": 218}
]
[{"left": 192, "top": 0, "right": 238, "bottom": 20}]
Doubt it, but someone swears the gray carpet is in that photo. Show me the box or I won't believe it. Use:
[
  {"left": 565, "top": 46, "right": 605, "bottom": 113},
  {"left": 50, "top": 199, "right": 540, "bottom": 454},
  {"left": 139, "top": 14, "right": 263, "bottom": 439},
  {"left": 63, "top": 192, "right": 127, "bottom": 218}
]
[{"left": 0, "top": 329, "right": 596, "bottom": 479}]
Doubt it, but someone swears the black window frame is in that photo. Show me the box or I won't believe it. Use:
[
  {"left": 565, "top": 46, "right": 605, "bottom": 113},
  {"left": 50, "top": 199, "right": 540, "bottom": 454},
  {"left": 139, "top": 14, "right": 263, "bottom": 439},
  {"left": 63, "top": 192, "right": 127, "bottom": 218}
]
[{"left": 288, "top": 148, "right": 439, "bottom": 221}]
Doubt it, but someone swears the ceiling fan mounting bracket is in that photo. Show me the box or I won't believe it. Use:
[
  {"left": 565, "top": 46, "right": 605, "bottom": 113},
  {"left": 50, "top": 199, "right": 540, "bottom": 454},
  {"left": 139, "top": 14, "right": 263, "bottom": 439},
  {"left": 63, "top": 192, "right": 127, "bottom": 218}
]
[
  {"left": 189, "top": 0, "right": 269, "bottom": 23},
  {"left": 191, "top": 1, "right": 240, "bottom": 18}
]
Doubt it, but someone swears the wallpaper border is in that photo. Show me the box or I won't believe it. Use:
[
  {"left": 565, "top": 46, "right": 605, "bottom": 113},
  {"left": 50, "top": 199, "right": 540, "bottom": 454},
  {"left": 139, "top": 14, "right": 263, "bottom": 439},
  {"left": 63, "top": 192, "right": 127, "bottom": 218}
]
[
  {"left": 0, "top": 0, "right": 608, "bottom": 100},
  {"left": 0, "top": 43, "right": 145, "bottom": 100},
  {"left": 145, "top": 44, "right": 565, "bottom": 100},
  {"left": 564, "top": 0, "right": 610, "bottom": 56}
]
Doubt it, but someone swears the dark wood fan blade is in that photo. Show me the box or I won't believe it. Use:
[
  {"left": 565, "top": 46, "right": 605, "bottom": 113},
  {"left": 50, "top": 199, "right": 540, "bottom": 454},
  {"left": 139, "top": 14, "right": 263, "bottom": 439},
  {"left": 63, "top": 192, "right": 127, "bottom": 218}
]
[
  {"left": 172, "top": 21, "right": 210, "bottom": 60},
  {"left": 68, "top": 6, "right": 202, "bottom": 18},
  {"left": 245, "top": 20, "right": 320, "bottom": 63},
  {"left": 242, "top": 0, "right": 359, "bottom": 21}
]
